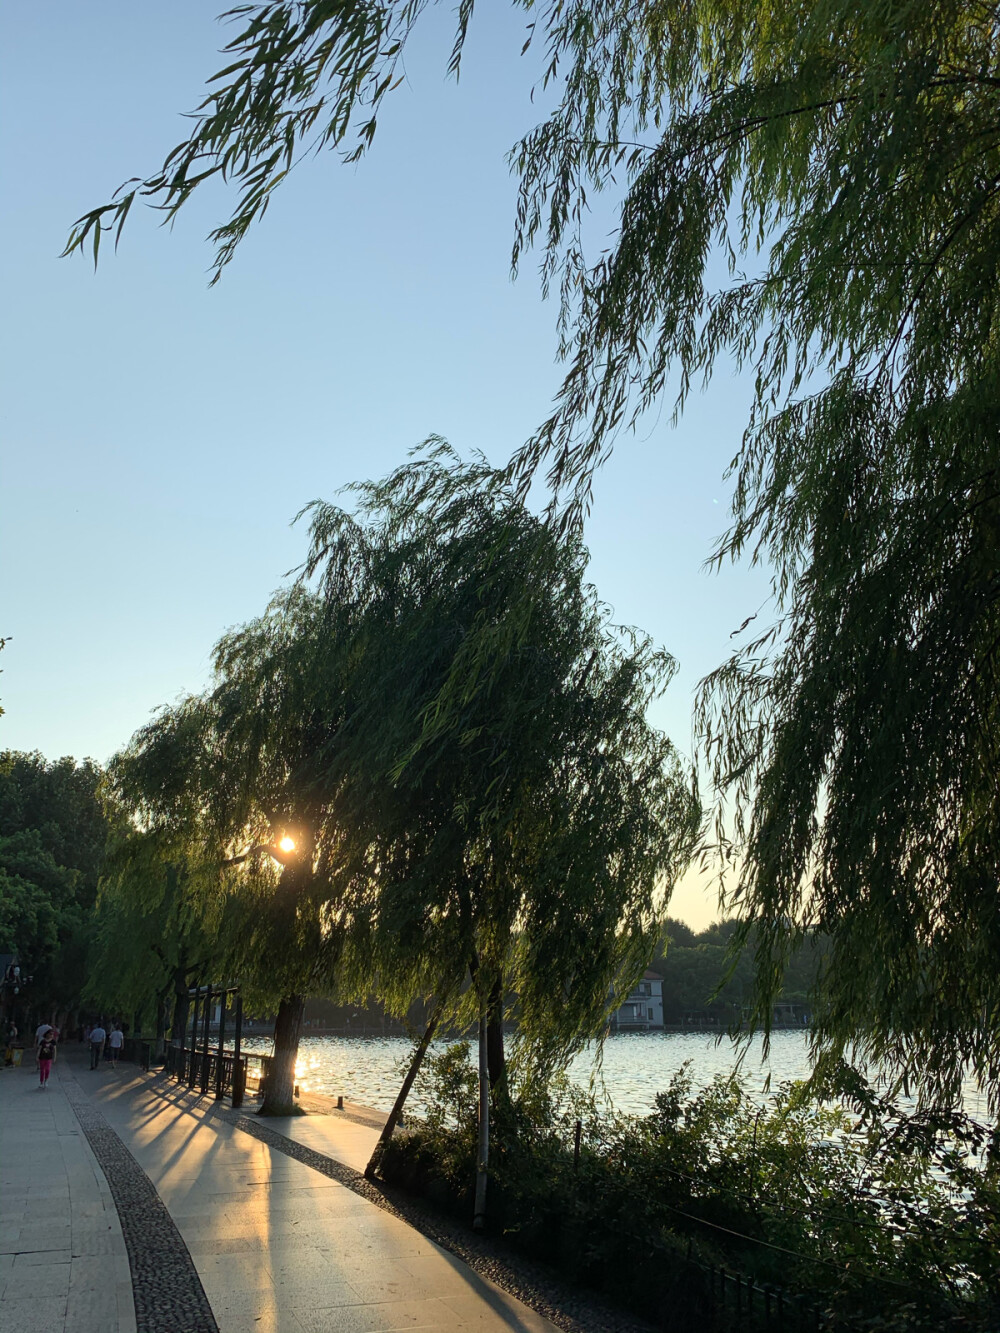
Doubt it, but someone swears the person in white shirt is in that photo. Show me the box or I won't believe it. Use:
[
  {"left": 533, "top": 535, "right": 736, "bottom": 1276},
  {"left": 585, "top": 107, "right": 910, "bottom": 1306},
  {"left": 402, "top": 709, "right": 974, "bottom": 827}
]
[
  {"left": 89, "top": 1024, "right": 106, "bottom": 1070},
  {"left": 108, "top": 1025, "right": 124, "bottom": 1067}
]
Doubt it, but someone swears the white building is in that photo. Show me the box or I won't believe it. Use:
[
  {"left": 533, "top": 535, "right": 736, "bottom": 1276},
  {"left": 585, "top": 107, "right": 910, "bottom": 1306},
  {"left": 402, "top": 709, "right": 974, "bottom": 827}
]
[{"left": 611, "top": 970, "right": 664, "bottom": 1030}]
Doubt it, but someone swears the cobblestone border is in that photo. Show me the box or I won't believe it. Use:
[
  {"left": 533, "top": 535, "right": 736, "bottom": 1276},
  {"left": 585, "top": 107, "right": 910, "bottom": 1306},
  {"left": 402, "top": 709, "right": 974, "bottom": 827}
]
[
  {"left": 62, "top": 1072, "right": 219, "bottom": 1333},
  {"left": 212, "top": 1102, "right": 655, "bottom": 1333}
]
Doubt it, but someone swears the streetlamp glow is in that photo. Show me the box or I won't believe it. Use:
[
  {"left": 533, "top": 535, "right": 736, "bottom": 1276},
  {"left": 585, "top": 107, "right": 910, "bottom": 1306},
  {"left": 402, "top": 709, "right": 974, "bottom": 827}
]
[{"left": 278, "top": 836, "right": 296, "bottom": 854}]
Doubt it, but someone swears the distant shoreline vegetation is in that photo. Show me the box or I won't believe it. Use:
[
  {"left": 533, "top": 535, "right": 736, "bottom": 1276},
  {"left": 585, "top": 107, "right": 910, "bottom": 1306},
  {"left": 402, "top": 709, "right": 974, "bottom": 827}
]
[
  {"left": 262, "top": 917, "right": 821, "bottom": 1036},
  {"left": 648, "top": 918, "right": 819, "bottom": 1027}
]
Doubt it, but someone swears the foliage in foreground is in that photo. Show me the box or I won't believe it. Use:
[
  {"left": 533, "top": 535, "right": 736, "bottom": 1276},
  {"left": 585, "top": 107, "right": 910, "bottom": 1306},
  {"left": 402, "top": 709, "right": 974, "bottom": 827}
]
[{"left": 381, "top": 1048, "right": 1000, "bottom": 1331}]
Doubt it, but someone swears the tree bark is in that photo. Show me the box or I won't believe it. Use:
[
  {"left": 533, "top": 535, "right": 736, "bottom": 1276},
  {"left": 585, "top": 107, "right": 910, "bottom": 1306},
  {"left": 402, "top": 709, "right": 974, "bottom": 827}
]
[
  {"left": 260, "top": 993, "right": 304, "bottom": 1115},
  {"left": 473, "top": 1009, "right": 490, "bottom": 1231},
  {"left": 486, "top": 976, "right": 506, "bottom": 1093},
  {"left": 364, "top": 999, "right": 446, "bottom": 1180},
  {"left": 170, "top": 970, "right": 189, "bottom": 1047},
  {"left": 155, "top": 991, "right": 169, "bottom": 1060}
]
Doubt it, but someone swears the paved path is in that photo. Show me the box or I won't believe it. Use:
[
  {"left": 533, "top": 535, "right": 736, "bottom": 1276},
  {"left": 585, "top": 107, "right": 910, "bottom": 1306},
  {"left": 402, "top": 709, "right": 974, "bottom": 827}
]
[
  {"left": 2, "top": 1051, "right": 557, "bottom": 1333},
  {"left": 258, "top": 1109, "right": 384, "bottom": 1176},
  {"left": 0, "top": 1056, "right": 135, "bottom": 1333}
]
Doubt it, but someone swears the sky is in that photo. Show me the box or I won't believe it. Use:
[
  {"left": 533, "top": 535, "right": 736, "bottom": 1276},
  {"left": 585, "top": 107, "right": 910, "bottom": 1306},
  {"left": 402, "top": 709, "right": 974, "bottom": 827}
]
[{"left": 1, "top": 3, "right": 771, "bottom": 928}]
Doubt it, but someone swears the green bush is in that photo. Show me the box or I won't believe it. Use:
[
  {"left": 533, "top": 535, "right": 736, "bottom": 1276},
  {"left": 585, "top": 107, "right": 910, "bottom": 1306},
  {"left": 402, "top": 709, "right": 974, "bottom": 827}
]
[{"left": 378, "top": 1048, "right": 1000, "bottom": 1331}]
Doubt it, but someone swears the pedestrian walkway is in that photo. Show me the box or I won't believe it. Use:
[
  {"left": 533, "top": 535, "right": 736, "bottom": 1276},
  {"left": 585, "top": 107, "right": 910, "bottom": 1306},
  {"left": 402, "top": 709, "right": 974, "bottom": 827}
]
[
  {"left": 3, "top": 1048, "right": 557, "bottom": 1333},
  {"left": 0, "top": 1056, "right": 135, "bottom": 1333},
  {"left": 258, "top": 1106, "right": 384, "bottom": 1175}
]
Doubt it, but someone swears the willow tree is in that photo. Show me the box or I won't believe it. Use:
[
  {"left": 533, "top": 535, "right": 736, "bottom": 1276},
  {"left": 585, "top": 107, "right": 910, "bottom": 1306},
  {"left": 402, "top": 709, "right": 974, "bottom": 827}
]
[
  {"left": 87, "top": 826, "right": 224, "bottom": 1054},
  {"left": 107, "top": 603, "right": 349, "bottom": 1114},
  {"left": 67, "top": 0, "right": 1000, "bottom": 1109},
  {"left": 297, "top": 444, "right": 698, "bottom": 1195},
  {"left": 109, "top": 448, "right": 696, "bottom": 1146}
]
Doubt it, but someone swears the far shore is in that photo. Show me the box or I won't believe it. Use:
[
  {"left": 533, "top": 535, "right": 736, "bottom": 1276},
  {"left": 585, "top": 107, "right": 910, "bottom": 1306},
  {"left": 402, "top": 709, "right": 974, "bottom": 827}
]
[{"left": 226, "top": 1020, "right": 812, "bottom": 1039}]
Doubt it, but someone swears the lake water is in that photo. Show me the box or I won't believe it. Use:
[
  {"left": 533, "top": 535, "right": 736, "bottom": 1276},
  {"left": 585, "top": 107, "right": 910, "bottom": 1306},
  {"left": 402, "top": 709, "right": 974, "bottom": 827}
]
[{"left": 244, "top": 1029, "right": 989, "bottom": 1121}]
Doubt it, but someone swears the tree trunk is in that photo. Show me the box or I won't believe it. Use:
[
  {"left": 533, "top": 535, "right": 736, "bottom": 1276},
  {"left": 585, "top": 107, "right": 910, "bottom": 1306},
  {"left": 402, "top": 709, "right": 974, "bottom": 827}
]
[
  {"left": 260, "top": 993, "right": 304, "bottom": 1115},
  {"left": 473, "top": 1009, "right": 490, "bottom": 1231},
  {"left": 155, "top": 991, "right": 168, "bottom": 1060},
  {"left": 170, "top": 970, "right": 189, "bottom": 1047},
  {"left": 364, "top": 999, "right": 445, "bottom": 1180},
  {"left": 486, "top": 977, "right": 506, "bottom": 1093}
]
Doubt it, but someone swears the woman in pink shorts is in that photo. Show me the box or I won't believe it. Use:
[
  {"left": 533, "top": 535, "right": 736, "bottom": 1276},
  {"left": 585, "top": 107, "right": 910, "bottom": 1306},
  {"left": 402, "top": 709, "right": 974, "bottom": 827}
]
[{"left": 37, "top": 1032, "right": 57, "bottom": 1087}]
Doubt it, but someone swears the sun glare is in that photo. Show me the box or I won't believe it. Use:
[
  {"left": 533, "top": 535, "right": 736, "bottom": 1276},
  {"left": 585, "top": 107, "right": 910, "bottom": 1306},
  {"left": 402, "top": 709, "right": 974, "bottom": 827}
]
[{"left": 278, "top": 836, "right": 296, "bottom": 854}]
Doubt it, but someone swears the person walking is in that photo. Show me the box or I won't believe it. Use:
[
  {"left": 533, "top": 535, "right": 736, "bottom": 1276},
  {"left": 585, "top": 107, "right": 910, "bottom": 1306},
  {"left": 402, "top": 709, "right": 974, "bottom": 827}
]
[
  {"left": 89, "top": 1022, "right": 106, "bottom": 1070},
  {"left": 33, "top": 1021, "right": 52, "bottom": 1066},
  {"left": 108, "top": 1024, "right": 124, "bottom": 1068},
  {"left": 37, "top": 1030, "right": 56, "bottom": 1088}
]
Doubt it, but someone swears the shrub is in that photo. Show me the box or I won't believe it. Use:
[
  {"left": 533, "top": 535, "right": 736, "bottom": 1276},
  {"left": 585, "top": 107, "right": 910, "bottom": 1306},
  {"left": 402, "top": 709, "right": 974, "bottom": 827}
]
[{"left": 378, "top": 1049, "right": 1000, "bottom": 1331}]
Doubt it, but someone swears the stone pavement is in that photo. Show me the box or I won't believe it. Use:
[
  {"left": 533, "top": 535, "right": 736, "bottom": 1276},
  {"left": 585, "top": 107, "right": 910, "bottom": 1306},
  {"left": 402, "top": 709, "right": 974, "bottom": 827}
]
[
  {"left": 0, "top": 1054, "right": 135, "bottom": 1333},
  {"left": 2, "top": 1048, "right": 557, "bottom": 1333},
  {"left": 257, "top": 1107, "right": 386, "bottom": 1176}
]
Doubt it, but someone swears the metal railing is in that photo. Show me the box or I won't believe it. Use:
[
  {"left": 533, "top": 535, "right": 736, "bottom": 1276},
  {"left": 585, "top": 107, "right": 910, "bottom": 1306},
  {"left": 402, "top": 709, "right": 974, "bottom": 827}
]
[
  {"left": 120, "top": 980, "right": 295, "bottom": 1114},
  {"left": 162, "top": 1041, "right": 275, "bottom": 1106},
  {"left": 700, "top": 1261, "right": 824, "bottom": 1331}
]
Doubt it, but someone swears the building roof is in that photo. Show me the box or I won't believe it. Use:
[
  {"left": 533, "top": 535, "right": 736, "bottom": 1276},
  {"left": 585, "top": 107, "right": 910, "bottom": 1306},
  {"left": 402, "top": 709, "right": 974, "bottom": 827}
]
[{"left": 642, "top": 970, "right": 662, "bottom": 981}]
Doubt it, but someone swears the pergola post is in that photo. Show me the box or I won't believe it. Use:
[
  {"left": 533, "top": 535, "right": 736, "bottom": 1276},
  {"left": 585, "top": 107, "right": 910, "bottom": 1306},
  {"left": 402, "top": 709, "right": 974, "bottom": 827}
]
[
  {"left": 214, "top": 989, "right": 228, "bottom": 1100},
  {"left": 187, "top": 987, "right": 201, "bottom": 1087},
  {"left": 200, "top": 986, "right": 213, "bottom": 1093},
  {"left": 232, "top": 992, "right": 245, "bottom": 1109}
]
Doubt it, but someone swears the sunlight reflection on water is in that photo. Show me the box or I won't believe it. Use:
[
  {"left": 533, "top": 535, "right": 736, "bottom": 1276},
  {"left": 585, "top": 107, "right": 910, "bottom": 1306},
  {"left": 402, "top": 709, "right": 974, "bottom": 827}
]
[{"left": 242, "top": 1029, "right": 989, "bottom": 1121}]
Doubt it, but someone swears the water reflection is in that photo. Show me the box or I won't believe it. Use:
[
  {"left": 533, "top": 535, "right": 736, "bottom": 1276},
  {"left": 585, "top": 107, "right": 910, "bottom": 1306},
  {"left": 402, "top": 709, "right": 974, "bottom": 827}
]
[{"left": 241, "top": 1029, "right": 990, "bottom": 1121}]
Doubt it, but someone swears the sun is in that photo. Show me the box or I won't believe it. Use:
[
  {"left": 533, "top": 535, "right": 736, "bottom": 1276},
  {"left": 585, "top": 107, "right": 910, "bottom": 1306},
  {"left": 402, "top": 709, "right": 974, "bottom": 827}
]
[{"left": 278, "top": 836, "right": 296, "bottom": 854}]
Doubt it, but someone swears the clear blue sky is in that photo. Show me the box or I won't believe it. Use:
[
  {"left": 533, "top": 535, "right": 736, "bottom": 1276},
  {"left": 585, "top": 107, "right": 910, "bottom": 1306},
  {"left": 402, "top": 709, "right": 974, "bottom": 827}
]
[{"left": 1, "top": 3, "right": 769, "bottom": 926}]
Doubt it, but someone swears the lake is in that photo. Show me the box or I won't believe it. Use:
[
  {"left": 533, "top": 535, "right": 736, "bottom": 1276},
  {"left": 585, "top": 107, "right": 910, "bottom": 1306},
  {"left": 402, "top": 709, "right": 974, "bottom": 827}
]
[{"left": 243, "top": 1029, "right": 989, "bottom": 1121}]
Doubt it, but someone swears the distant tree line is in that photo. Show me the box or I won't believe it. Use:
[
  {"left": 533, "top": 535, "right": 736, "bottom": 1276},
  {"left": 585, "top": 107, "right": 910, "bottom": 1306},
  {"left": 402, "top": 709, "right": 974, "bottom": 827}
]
[
  {"left": 648, "top": 919, "right": 823, "bottom": 1026},
  {"left": 0, "top": 752, "right": 105, "bottom": 1026},
  {"left": 283, "top": 921, "right": 825, "bottom": 1033}
]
